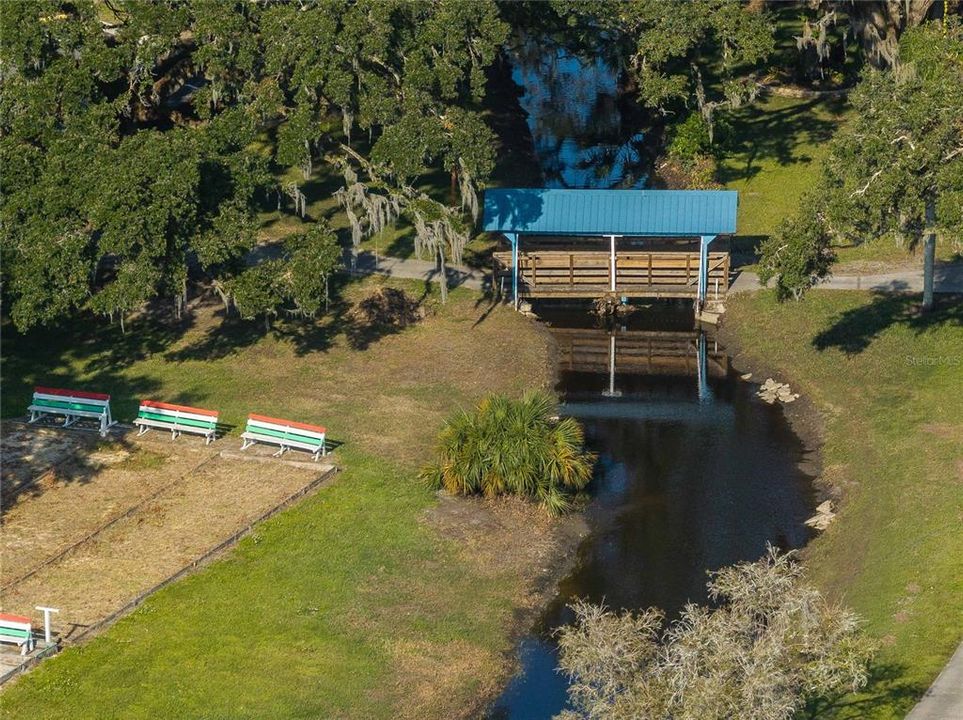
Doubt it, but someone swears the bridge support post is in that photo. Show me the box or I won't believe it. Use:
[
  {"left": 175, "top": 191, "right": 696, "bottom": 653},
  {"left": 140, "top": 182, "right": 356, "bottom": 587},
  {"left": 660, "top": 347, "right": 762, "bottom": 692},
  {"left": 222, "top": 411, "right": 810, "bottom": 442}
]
[
  {"left": 608, "top": 235, "right": 617, "bottom": 292},
  {"left": 697, "top": 235, "right": 717, "bottom": 308},
  {"left": 507, "top": 232, "right": 519, "bottom": 309}
]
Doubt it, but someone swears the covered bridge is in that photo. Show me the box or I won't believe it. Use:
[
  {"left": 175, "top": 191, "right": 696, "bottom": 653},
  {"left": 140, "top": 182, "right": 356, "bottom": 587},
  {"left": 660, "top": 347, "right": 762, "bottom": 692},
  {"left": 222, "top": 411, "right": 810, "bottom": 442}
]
[{"left": 482, "top": 189, "right": 738, "bottom": 307}]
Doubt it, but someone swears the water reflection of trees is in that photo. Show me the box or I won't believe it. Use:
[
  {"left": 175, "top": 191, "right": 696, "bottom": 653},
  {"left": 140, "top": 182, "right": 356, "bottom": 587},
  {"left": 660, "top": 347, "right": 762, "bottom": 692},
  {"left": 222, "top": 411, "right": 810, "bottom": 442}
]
[{"left": 510, "top": 34, "right": 650, "bottom": 189}]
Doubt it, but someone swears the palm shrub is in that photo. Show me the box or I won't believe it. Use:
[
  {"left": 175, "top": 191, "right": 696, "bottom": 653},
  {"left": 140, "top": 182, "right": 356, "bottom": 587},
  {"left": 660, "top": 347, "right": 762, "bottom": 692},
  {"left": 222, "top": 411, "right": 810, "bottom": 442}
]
[{"left": 421, "top": 392, "right": 595, "bottom": 515}]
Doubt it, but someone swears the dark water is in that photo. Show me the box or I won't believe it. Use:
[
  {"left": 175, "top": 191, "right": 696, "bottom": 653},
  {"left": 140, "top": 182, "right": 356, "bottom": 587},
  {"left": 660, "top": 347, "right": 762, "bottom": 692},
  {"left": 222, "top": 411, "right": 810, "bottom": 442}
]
[{"left": 486, "top": 306, "right": 816, "bottom": 719}]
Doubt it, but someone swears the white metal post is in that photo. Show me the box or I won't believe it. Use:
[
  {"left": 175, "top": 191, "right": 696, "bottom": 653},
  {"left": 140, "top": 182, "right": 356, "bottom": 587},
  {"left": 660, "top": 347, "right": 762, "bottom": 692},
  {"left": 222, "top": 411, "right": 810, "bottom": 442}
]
[
  {"left": 609, "top": 235, "right": 617, "bottom": 292},
  {"left": 35, "top": 606, "right": 59, "bottom": 645},
  {"left": 511, "top": 233, "right": 519, "bottom": 309},
  {"left": 698, "top": 235, "right": 716, "bottom": 306}
]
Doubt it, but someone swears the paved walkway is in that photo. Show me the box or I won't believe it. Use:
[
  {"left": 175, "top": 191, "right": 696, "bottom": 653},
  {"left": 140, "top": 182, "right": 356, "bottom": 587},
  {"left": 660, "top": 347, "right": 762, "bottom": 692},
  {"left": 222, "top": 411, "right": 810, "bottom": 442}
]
[
  {"left": 346, "top": 251, "right": 486, "bottom": 291},
  {"left": 906, "top": 642, "right": 963, "bottom": 720},
  {"left": 346, "top": 251, "right": 963, "bottom": 297},
  {"left": 730, "top": 263, "right": 963, "bottom": 294}
]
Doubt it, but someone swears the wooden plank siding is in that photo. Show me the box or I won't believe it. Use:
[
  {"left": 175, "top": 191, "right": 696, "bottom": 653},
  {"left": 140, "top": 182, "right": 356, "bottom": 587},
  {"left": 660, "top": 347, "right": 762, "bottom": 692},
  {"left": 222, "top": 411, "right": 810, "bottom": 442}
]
[{"left": 492, "top": 250, "right": 730, "bottom": 300}]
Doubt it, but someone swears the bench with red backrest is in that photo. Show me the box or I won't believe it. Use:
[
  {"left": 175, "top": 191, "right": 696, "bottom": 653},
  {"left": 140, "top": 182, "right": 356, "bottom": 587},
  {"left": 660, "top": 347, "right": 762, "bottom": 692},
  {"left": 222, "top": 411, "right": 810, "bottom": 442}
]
[
  {"left": 240, "top": 413, "right": 327, "bottom": 461},
  {"left": 28, "top": 386, "right": 116, "bottom": 437},
  {"left": 0, "top": 613, "right": 34, "bottom": 655},
  {"left": 134, "top": 400, "right": 220, "bottom": 444}
]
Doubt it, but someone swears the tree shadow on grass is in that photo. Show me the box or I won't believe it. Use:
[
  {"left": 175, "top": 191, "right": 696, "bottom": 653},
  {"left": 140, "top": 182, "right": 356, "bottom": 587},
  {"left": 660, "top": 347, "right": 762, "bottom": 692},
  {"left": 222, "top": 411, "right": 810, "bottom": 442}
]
[
  {"left": 802, "top": 661, "right": 925, "bottom": 719},
  {"left": 716, "top": 97, "right": 845, "bottom": 185},
  {"left": 165, "top": 274, "right": 438, "bottom": 360},
  {"left": 812, "top": 292, "right": 963, "bottom": 356}
]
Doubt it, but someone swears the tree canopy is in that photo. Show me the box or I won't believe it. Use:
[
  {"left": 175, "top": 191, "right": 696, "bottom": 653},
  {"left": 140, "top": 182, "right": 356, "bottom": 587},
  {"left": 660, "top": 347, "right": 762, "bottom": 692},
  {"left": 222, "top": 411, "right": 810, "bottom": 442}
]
[
  {"left": 759, "top": 19, "right": 963, "bottom": 300},
  {"left": 1, "top": 0, "right": 506, "bottom": 330},
  {"left": 556, "top": 547, "right": 874, "bottom": 720}
]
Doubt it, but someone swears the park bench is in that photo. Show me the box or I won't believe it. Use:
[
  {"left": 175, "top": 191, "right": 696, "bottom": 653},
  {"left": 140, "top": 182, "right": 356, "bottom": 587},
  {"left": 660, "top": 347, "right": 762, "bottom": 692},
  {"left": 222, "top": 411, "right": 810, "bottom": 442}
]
[
  {"left": 28, "top": 386, "right": 116, "bottom": 437},
  {"left": 0, "top": 614, "right": 34, "bottom": 656},
  {"left": 240, "top": 413, "right": 327, "bottom": 461},
  {"left": 134, "top": 400, "right": 220, "bottom": 444}
]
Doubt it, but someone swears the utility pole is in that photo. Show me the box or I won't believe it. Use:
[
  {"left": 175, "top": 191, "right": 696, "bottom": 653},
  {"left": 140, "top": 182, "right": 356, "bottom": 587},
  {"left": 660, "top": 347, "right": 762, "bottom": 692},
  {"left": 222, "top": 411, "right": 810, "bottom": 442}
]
[{"left": 923, "top": 201, "right": 936, "bottom": 312}]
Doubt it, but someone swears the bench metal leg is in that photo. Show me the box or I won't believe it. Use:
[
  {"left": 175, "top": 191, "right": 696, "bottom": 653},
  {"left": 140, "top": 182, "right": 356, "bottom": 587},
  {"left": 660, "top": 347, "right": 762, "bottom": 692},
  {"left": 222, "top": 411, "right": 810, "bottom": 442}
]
[
  {"left": 272, "top": 445, "right": 289, "bottom": 458},
  {"left": 240, "top": 438, "right": 255, "bottom": 451},
  {"left": 137, "top": 425, "right": 150, "bottom": 437},
  {"left": 63, "top": 415, "right": 78, "bottom": 427}
]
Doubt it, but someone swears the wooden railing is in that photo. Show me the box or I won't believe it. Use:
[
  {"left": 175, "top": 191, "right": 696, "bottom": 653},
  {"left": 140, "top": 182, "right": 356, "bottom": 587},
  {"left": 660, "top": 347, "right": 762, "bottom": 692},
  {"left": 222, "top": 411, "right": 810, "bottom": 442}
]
[{"left": 492, "top": 250, "right": 730, "bottom": 299}]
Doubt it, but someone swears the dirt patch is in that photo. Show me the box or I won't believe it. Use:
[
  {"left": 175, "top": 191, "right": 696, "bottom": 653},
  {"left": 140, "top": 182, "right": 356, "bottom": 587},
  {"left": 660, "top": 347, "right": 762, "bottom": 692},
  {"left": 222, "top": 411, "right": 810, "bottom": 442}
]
[
  {"left": 1, "top": 424, "right": 331, "bottom": 636},
  {"left": 923, "top": 423, "right": 963, "bottom": 442},
  {"left": 388, "top": 638, "right": 490, "bottom": 720},
  {"left": 1, "top": 426, "right": 94, "bottom": 506},
  {"left": 349, "top": 287, "right": 425, "bottom": 328}
]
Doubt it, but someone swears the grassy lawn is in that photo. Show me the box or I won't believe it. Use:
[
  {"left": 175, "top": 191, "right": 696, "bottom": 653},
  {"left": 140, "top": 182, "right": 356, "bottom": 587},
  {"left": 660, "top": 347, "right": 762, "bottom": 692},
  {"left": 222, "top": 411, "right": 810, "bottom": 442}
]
[
  {"left": 717, "top": 94, "right": 847, "bottom": 246},
  {"left": 0, "top": 277, "right": 556, "bottom": 719},
  {"left": 724, "top": 290, "right": 963, "bottom": 718}
]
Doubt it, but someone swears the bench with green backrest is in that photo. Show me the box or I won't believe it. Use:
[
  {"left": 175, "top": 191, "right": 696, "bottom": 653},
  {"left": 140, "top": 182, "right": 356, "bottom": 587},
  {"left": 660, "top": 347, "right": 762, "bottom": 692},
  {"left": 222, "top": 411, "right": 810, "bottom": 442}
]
[
  {"left": 134, "top": 400, "right": 220, "bottom": 444},
  {"left": 28, "top": 386, "right": 116, "bottom": 437},
  {"left": 240, "top": 413, "right": 327, "bottom": 461},
  {"left": 0, "top": 613, "right": 34, "bottom": 656}
]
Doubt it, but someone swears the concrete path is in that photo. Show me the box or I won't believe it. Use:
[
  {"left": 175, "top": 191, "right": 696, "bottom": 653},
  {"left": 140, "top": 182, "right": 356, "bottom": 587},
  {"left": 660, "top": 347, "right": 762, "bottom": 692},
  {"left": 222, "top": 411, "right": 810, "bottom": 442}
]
[
  {"left": 729, "top": 263, "right": 963, "bottom": 294},
  {"left": 345, "top": 251, "right": 486, "bottom": 291},
  {"left": 346, "top": 250, "right": 963, "bottom": 297},
  {"left": 905, "top": 642, "right": 963, "bottom": 720}
]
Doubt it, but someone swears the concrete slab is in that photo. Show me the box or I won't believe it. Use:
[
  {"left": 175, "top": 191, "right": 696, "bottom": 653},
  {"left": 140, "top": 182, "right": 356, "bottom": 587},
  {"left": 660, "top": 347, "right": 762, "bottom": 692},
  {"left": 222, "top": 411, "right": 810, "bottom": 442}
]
[{"left": 906, "top": 641, "right": 963, "bottom": 720}]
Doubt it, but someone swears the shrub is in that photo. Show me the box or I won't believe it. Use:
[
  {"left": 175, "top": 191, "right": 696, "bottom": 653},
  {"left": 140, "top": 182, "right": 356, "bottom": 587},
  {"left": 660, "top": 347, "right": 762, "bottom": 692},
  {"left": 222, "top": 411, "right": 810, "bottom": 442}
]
[
  {"left": 557, "top": 546, "right": 875, "bottom": 720},
  {"left": 667, "top": 113, "right": 711, "bottom": 165},
  {"left": 759, "top": 204, "right": 836, "bottom": 300},
  {"left": 420, "top": 391, "right": 595, "bottom": 515}
]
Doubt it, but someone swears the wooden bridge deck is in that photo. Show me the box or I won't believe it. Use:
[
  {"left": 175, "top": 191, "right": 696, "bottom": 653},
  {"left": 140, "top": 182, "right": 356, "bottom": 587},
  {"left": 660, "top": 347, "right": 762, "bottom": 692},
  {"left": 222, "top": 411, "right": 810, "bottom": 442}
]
[{"left": 493, "top": 250, "right": 730, "bottom": 300}]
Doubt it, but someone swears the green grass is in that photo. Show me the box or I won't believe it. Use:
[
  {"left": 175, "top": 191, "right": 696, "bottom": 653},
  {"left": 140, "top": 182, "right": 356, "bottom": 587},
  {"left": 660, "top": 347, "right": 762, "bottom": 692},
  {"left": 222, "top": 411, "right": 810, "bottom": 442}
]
[
  {"left": 717, "top": 94, "right": 848, "bottom": 241},
  {"left": 0, "top": 277, "right": 554, "bottom": 718},
  {"left": 725, "top": 290, "right": 963, "bottom": 718}
]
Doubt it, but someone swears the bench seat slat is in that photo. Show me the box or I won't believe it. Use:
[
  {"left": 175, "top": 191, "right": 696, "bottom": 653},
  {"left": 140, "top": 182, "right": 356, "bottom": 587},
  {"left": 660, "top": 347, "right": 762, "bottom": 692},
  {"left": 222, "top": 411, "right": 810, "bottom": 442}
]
[
  {"left": 246, "top": 418, "right": 325, "bottom": 441},
  {"left": 0, "top": 628, "right": 31, "bottom": 639},
  {"left": 244, "top": 425, "right": 324, "bottom": 446},
  {"left": 136, "top": 410, "right": 218, "bottom": 429},
  {"left": 241, "top": 431, "right": 323, "bottom": 453},
  {"left": 0, "top": 614, "right": 32, "bottom": 624},
  {"left": 34, "top": 386, "right": 109, "bottom": 401},
  {"left": 33, "top": 391, "right": 109, "bottom": 406},
  {"left": 134, "top": 418, "right": 217, "bottom": 436},
  {"left": 29, "top": 404, "right": 106, "bottom": 419},
  {"left": 247, "top": 413, "right": 325, "bottom": 435},
  {"left": 31, "top": 397, "right": 108, "bottom": 414},
  {"left": 139, "top": 400, "right": 217, "bottom": 417}
]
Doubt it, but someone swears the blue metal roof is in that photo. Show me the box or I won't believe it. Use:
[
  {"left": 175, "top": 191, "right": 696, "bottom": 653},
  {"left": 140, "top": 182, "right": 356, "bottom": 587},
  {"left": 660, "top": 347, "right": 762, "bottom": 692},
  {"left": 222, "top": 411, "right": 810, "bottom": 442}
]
[{"left": 482, "top": 189, "right": 738, "bottom": 236}]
